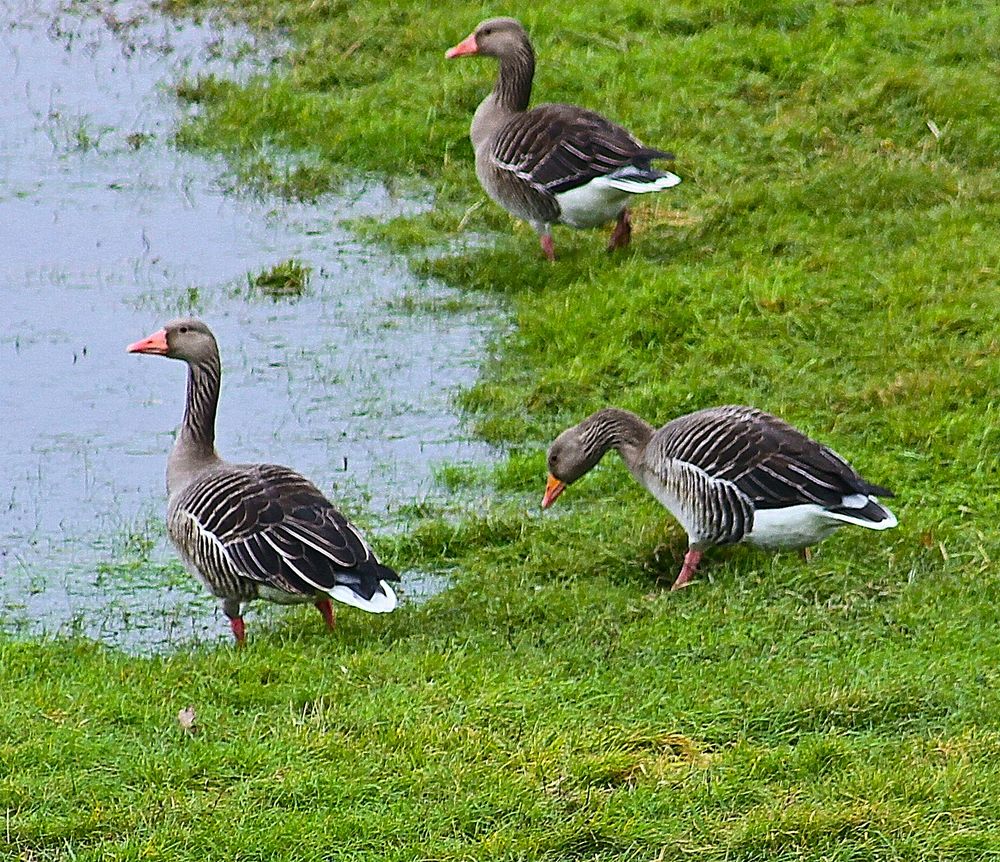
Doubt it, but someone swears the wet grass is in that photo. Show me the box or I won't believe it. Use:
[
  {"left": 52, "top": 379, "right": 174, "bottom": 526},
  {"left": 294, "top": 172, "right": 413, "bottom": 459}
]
[
  {"left": 5, "top": 0, "right": 1000, "bottom": 858},
  {"left": 248, "top": 257, "right": 311, "bottom": 299},
  {"left": 42, "top": 111, "right": 113, "bottom": 154}
]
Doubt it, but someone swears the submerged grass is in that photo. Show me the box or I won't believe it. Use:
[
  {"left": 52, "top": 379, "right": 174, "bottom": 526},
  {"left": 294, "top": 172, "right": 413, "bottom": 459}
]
[
  {"left": 247, "top": 257, "right": 312, "bottom": 299},
  {"left": 5, "top": 0, "right": 1000, "bottom": 858}
]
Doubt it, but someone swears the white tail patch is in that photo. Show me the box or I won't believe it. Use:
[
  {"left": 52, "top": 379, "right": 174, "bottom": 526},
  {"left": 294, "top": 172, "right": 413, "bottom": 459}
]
[
  {"left": 841, "top": 493, "right": 869, "bottom": 508},
  {"left": 330, "top": 580, "right": 398, "bottom": 613},
  {"left": 601, "top": 171, "right": 682, "bottom": 194},
  {"left": 745, "top": 497, "right": 896, "bottom": 549},
  {"left": 825, "top": 497, "right": 898, "bottom": 531},
  {"left": 556, "top": 171, "right": 681, "bottom": 229}
]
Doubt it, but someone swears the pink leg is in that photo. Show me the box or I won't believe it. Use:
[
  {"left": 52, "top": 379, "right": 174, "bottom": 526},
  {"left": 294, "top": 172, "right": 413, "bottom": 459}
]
[
  {"left": 229, "top": 616, "right": 246, "bottom": 644},
  {"left": 607, "top": 208, "right": 632, "bottom": 251},
  {"left": 540, "top": 233, "right": 556, "bottom": 261},
  {"left": 800, "top": 546, "right": 813, "bottom": 563},
  {"left": 315, "top": 597, "right": 336, "bottom": 631},
  {"left": 671, "top": 549, "right": 703, "bottom": 591}
]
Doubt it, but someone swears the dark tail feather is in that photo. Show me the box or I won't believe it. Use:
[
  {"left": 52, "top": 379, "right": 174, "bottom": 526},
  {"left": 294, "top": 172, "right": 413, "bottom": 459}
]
[
  {"left": 637, "top": 146, "right": 675, "bottom": 162},
  {"left": 828, "top": 497, "right": 897, "bottom": 527},
  {"left": 336, "top": 561, "right": 400, "bottom": 601},
  {"left": 862, "top": 482, "right": 894, "bottom": 498},
  {"left": 375, "top": 561, "right": 401, "bottom": 584}
]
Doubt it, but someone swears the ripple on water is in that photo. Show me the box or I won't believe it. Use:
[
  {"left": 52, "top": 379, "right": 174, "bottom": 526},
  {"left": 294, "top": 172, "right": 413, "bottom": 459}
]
[{"left": 0, "top": 0, "right": 498, "bottom": 652}]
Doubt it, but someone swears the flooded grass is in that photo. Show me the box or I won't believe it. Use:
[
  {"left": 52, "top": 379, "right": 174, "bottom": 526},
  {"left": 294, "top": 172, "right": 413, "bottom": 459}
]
[
  {"left": 0, "top": 0, "right": 500, "bottom": 650},
  {"left": 247, "top": 257, "right": 311, "bottom": 299}
]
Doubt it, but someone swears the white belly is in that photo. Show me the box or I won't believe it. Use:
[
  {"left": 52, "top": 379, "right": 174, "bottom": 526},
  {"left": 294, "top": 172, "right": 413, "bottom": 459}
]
[
  {"left": 744, "top": 504, "right": 843, "bottom": 549},
  {"left": 555, "top": 179, "right": 631, "bottom": 228}
]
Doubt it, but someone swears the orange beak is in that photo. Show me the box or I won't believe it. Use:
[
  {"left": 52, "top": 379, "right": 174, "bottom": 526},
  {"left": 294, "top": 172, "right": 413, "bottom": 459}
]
[
  {"left": 127, "top": 328, "right": 169, "bottom": 355},
  {"left": 445, "top": 32, "right": 478, "bottom": 58},
  {"left": 541, "top": 474, "right": 566, "bottom": 509}
]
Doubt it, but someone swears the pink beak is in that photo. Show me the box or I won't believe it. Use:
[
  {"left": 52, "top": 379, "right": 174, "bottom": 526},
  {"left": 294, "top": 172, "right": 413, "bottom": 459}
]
[
  {"left": 127, "top": 328, "right": 169, "bottom": 355},
  {"left": 446, "top": 32, "right": 478, "bottom": 59}
]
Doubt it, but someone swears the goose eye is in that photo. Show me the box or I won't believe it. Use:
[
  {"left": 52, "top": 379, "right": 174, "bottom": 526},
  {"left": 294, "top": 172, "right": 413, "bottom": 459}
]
[{"left": 179, "top": 326, "right": 189, "bottom": 334}]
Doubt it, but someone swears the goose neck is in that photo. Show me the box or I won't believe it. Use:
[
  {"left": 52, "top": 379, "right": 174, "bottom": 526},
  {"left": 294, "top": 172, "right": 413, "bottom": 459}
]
[
  {"left": 493, "top": 42, "right": 534, "bottom": 112},
  {"left": 168, "top": 359, "right": 221, "bottom": 494},
  {"left": 588, "top": 408, "right": 655, "bottom": 474}
]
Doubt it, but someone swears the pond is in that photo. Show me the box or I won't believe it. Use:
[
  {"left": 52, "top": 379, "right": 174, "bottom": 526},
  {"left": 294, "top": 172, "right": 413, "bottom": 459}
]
[{"left": 0, "top": 0, "right": 497, "bottom": 651}]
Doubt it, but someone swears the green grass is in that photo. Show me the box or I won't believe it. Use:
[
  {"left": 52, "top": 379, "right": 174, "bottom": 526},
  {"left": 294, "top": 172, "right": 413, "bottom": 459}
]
[
  {"left": 247, "top": 257, "right": 312, "bottom": 299},
  {"left": 5, "top": 0, "right": 1000, "bottom": 858}
]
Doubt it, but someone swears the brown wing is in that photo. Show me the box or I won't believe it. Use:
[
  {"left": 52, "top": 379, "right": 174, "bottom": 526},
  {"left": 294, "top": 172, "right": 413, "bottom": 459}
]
[
  {"left": 651, "top": 406, "right": 892, "bottom": 512},
  {"left": 173, "top": 463, "right": 398, "bottom": 601},
  {"left": 490, "top": 102, "right": 673, "bottom": 195}
]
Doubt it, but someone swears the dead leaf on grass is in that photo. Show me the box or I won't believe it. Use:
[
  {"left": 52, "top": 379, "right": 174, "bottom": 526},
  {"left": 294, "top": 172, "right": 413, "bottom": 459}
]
[{"left": 177, "top": 706, "right": 198, "bottom": 735}]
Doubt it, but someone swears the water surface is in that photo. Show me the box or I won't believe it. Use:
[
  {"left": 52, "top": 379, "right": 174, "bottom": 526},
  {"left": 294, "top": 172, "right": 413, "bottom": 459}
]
[{"left": 0, "top": 0, "right": 496, "bottom": 650}]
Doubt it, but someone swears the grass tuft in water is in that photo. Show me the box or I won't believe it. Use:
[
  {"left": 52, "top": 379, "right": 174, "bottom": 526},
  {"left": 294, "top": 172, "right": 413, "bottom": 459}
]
[{"left": 248, "top": 257, "right": 311, "bottom": 299}]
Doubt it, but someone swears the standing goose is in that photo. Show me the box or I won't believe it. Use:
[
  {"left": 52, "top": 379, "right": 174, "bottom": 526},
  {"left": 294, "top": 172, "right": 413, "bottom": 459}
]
[
  {"left": 128, "top": 318, "right": 399, "bottom": 643},
  {"left": 542, "top": 406, "right": 897, "bottom": 589},
  {"left": 446, "top": 17, "right": 681, "bottom": 260}
]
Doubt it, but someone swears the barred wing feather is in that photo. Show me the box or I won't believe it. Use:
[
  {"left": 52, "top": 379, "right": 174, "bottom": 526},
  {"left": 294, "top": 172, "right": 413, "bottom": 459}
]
[
  {"left": 491, "top": 103, "right": 673, "bottom": 195},
  {"left": 171, "top": 463, "right": 398, "bottom": 602},
  {"left": 652, "top": 406, "right": 892, "bottom": 512}
]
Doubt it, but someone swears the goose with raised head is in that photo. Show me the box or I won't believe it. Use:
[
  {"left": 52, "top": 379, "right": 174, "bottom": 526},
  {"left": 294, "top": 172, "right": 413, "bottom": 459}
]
[
  {"left": 446, "top": 17, "right": 680, "bottom": 260},
  {"left": 542, "top": 406, "right": 897, "bottom": 589},
  {"left": 128, "top": 318, "right": 399, "bottom": 643}
]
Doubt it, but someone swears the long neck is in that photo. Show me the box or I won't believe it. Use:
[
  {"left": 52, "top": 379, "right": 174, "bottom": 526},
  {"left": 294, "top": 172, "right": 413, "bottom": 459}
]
[
  {"left": 470, "top": 41, "right": 535, "bottom": 152},
  {"left": 584, "top": 408, "right": 655, "bottom": 474},
  {"left": 168, "top": 357, "right": 221, "bottom": 494},
  {"left": 493, "top": 41, "right": 534, "bottom": 112}
]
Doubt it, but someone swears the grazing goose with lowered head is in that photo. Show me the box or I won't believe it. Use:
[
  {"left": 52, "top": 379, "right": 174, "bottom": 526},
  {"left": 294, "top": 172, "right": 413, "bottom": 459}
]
[
  {"left": 446, "top": 17, "right": 680, "bottom": 260},
  {"left": 128, "top": 318, "right": 399, "bottom": 643},
  {"left": 542, "top": 406, "right": 897, "bottom": 589}
]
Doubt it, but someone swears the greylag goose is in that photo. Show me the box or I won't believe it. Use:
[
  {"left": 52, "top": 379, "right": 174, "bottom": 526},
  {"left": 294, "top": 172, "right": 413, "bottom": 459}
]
[
  {"left": 542, "top": 406, "right": 897, "bottom": 589},
  {"left": 446, "top": 17, "right": 680, "bottom": 260},
  {"left": 128, "top": 318, "right": 399, "bottom": 643}
]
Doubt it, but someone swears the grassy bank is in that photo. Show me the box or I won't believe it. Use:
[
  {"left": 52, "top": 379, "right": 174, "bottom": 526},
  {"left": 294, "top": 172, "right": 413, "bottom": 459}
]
[{"left": 5, "top": 0, "right": 1000, "bottom": 858}]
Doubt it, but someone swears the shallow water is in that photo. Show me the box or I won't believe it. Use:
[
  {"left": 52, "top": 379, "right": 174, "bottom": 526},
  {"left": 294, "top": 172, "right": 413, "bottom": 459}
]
[{"left": 0, "top": 0, "right": 496, "bottom": 650}]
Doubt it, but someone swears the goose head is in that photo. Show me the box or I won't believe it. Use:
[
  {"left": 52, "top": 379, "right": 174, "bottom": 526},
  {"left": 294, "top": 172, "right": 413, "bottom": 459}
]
[
  {"left": 446, "top": 17, "right": 529, "bottom": 60},
  {"left": 542, "top": 408, "right": 654, "bottom": 508},
  {"left": 542, "top": 423, "right": 605, "bottom": 509},
  {"left": 127, "top": 318, "right": 218, "bottom": 365}
]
